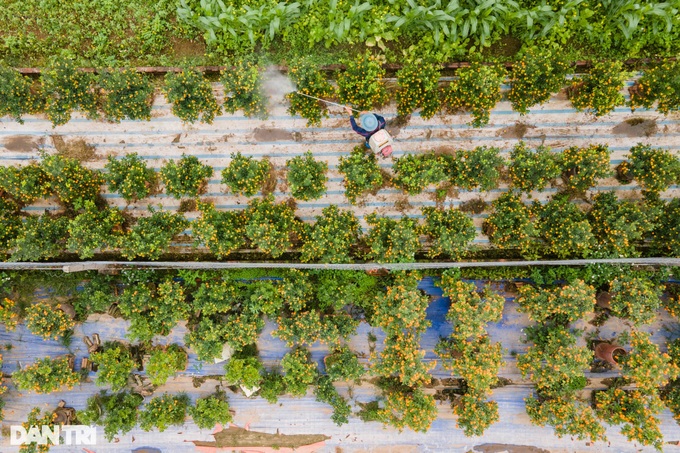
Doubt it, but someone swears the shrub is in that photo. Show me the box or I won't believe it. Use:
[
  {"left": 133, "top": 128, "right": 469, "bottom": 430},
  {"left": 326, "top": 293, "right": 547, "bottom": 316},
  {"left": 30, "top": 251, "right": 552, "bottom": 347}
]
[
  {"left": 67, "top": 202, "right": 125, "bottom": 258},
  {"left": 630, "top": 60, "right": 680, "bottom": 115},
  {"left": 378, "top": 386, "right": 437, "bottom": 433},
  {"left": 13, "top": 356, "right": 80, "bottom": 394},
  {"left": 99, "top": 69, "right": 154, "bottom": 122},
  {"left": 184, "top": 317, "right": 229, "bottom": 362},
  {"left": 79, "top": 391, "right": 144, "bottom": 441},
  {"left": 626, "top": 143, "right": 680, "bottom": 194},
  {"left": 337, "top": 52, "right": 388, "bottom": 110},
  {"left": 0, "top": 213, "right": 21, "bottom": 252},
  {"left": 275, "top": 310, "right": 357, "bottom": 346},
  {"left": 140, "top": 393, "right": 190, "bottom": 432},
  {"left": 535, "top": 195, "right": 594, "bottom": 259},
  {"left": 10, "top": 214, "right": 69, "bottom": 262},
  {"left": 396, "top": 59, "right": 440, "bottom": 119},
  {"left": 526, "top": 396, "right": 606, "bottom": 442},
  {"left": 286, "top": 151, "right": 328, "bottom": 200},
  {"left": 509, "top": 48, "right": 571, "bottom": 115},
  {"left": 286, "top": 60, "right": 335, "bottom": 126},
  {"left": 620, "top": 331, "right": 679, "bottom": 394},
  {"left": 164, "top": 68, "right": 220, "bottom": 124},
  {"left": 146, "top": 344, "right": 187, "bottom": 386},
  {"left": 436, "top": 336, "right": 503, "bottom": 395},
  {"left": 259, "top": 370, "right": 287, "bottom": 404},
  {"left": 568, "top": 61, "right": 627, "bottom": 116},
  {"left": 483, "top": 193, "right": 538, "bottom": 258},
  {"left": 192, "top": 202, "right": 246, "bottom": 258},
  {"left": 392, "top": 152, "right": 448, "bottom": 195},
  {"left": 420, "top": 207, "right": 475, "bottom": 259},
  {"left": 560, "top": 144, "right": 612, "bottom": 193},
  {"left": 24, "top": 302, "right": 74, "bottom": 340},
  {"left": 445, "top": 63, "right": 505, "bottom": 127},
  {"left": 454, "top": 146, "right": 504, "bottom": 191},
  {"left": 120, "top": 208, "right": 189, "bottom": 260},
  {"left": 0, "top": 66, "right": 40, "bottom": 123},
  {"left": 338, "top": 146, "right": 384, "bottom": 203},
  {"left": 0, "top": 164, "right": 51, "bottom": 206},
  {"left": 300, "top": 205, "right": 360, "bottom": 263},
  {"left": 41, "top": 58, "right": 98, "bottom": 126},
  {"left": 609, "top": 275, "right": 663, "bottom": 325},
  {"left": 653, "top": 199, "right": 680, "bottom": 257},
  {"left": 370, "top": 272, "right": 430, "bottom": 333},
  {"left": 160, "top": 154, "right": 213, "bottom": 199},
  {"left": 19, "top": 408, "right": 56, "bottom": 451},
  {"left": 40, "top": 153, "right": 104, "bottom": 210},
  {"left": 0, "top": 297, "right": 18, "bottom": 331},
  {"left": 91, "top": 343, "right": 136, "bottom": 390},
  {"left": 281, "top": 348, "right": 317, "bottom": 397},
  {"left": 439, "top": 277, "right": 504, "bottom": 341},
  {"left": 221, "top": 152, "right": 271, "bottom": 197},
  {"left": 224, "top": 356, "right": 263, "bottom": 390},
  {"left": 315, "top": 376, "right": 352, "bottom": 426},
  {"left": 324, "top": 346, "right": 364, "bottom": 382},
  {"left": 508, "top": 142, "right": 561, "bottom": 193},
  {"left": 71, "top": 274, "right": 117, "bottom": 319},
  {"left": 104, "top": 153, "right": 156, "bottom": 202},
  {"left": 364, "top": 214, "right": 420, "bottom": 263},
  {"left": 455, "top": 394, "right": 499, "bottom": 437},
  {"left": 190, "top": 391, "right": 233, "bottom": 429},
  {"left": 375, "top": 331, "right": 433, "bottom": 387},
  {"left": 221, "top": 59, "right": 267, "bottom": 119},
  {"left": 516, "top": 280, "right": 596, "bottom": 325},
  {"left": 244, "top": 196, "right": 301, "bottom": 258}
]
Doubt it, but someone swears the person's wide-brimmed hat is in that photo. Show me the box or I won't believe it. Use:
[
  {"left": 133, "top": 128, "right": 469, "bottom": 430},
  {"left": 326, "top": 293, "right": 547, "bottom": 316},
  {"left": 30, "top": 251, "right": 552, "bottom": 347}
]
[{"left": 360, "top": 113, "right": 379, "bottom": 131}]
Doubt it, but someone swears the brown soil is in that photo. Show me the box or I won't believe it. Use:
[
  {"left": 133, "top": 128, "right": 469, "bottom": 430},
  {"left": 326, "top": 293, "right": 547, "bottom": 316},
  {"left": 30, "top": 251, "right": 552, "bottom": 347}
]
[
  {"left": 51, "top": 135, "right": 97, "bottom": 161},
  {"left": 497, "top": 122, "right": 535, "bottom": 139},
  {"left": 484, "top": 35, "right": 522, "bottom": 58},
  {"left": 394, "top": 195, "right": 413, "bottom": 213},
  {"left": 612, "top": 118, "right": 658, "bottom": 137},
  {"left": 472, "top": 444, "right": 550, "bottom": 453},
  {"left": 262, "top": 160, "right": 278, "bottom": 195},
  {"left": 459, "top": 197, "right": 487, "bottom": 214},
  {"left": 192, "top": 426, "right": 329, "bottom": 449},
  {"left": 171, "top": 37, "right": 206, "bottom": 59},
  {"left": 253, "top": 127, "right": 293, "bottom": 142},
  {"left": 3, "top": 135, "right": 43, "bottom": 152}
]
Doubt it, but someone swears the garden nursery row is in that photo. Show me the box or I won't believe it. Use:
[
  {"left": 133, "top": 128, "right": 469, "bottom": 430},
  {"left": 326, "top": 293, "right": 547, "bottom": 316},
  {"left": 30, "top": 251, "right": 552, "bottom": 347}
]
[
  {"left": 2, "top": 53, "right": 680, "bottom": 128},
  {"left": 0, "top": 266, "right": 679, "bottom": 451}
]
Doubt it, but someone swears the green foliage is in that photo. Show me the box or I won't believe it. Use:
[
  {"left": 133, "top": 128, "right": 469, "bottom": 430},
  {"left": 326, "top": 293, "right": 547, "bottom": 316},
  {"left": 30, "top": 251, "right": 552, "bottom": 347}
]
[
  {"left": 620, "top": 330, "right": 679, "bottom": 394},
  {"left": 259, "top": 370, "right": 286, "bottom": 404},
  {"left": 364, "top": 214, "right": 420, "bottom": 263},
  {"left": 370, "top": 272, "right": 430, "bottom": 335},
  {"left": 374, "top": 330, "right": 433, "bottom": 387},
  {"left": 509, "top": 48, "right": 571, "bottom": 115},
  {"left": 224, "top": 356, "right": 263, "bottom": 390},
  {"left": 445, "top": 63, "right": 505, "bottom": 127},
  {"left": 99, "top": 69, "right": 154, "bottom": 122},
  {"left": 630, "top": 61, "right": 680, "bottom": 115},
  {"left": 120, "top": 208, "right": 189, "bottom": 260},
  {"left": 91, "top": 342, "right": 136, "bottom": 390},
  {"left": 118, "top": 279, "right": 188, "bottom": 342},
  {"left": 13, "top": 356, "right": 80, "bottom": 394},
  {"left": 455, "top": 394, "right": 499, "bottom": 437},
  {"left": 0, "top": 66, "right": 40, "bottom": 123},
  {"left": 338, "top": 146, "right": 384, "bottom": 203},
  {"left": 10, "top": 214, "right": 68, "bottom": 262},
  {"left": 79, "top": 391, "right": 143, "bottom": 441},
  {"left": 285, "top": 60, "right": 335, "bottom": 126},
  {"left": 337, "top": 52, "right": 388, "bottom": 110},
  {"left": 392, "top": 152, "right": 448, "bottom": 195},
  {"left": 0, "top": 164, "right": 51, "bottom": 206},
  {"left": 221, "top": 59, "right": 267, "bottom": 119},
  {"left": 160, "top": 154, "right": 213, "bottom": 199},
  {"left": 436, "top": 336, "right": 503, "bottom": 396},
  {"left": 104, "top": 153, "right": 156, "bottom": 202},
  {"left": 626, "top": 143, "right": 680, "bottom": 194},
  {"left": 281, "top": 348, "right": 317, "bottom": 397},
  {"left": 192, "top": 201, "right": 246, "bottom": 258},
  {"left": 41, "top": 58, "right": 98, "bottom": 126},
  {"left": 484, "top": 193, "right": 538, "bottom": 257},
  {"left": 653, "top": 199, "right": 680, "bottom": 257},
  {"left": 324, "top": 346, "right": 364, "bottom": 382},
  {"left": 184, "top": 317, "right": 229, "bottom": 362},
  {"left": 275, "top": 310, "right": 358, "bottom": 347},
  {"left": 395, "top": 59, "right": 441, "bottom": 119},
  {"left": 164, "top": 69, "right": 220, "bottom": 124},
  {"left": 40, "top": 153, "right": 104, "bottom": 210},
  {"left": 439, "top": 278, "right": 504, "bottom": 341},
  {"left": 221, "top": 152, "right": 271, "bottom": 197},
  {"left": 24, "top": 302, "right": 75, "bottom": 340},
  {"left": 245, "top": 196, "right": 301, "bottom": 257},
  {"left": 190, "top": 391, "right": 233, "bottom": 429},
  {"left": 71, "top": 274, "right": 117, "bottom": 319},
  {"left": 0, "top": 297, "right": 18, "bottom": 331},
  {"left": 526, "top": 396, "right": 606, "bottom": 442},
  {"left": 516, "top": 280, "right": 596, "bottom": 325},
  {"left": 67, "top": 202, "right": 124, "bottom": 258},
  {"left": 146, "top": 344, "right": 187, "bottom": 386},
  {"left": 508, "top": 142, "right": 561, "bottom": 193},
  {"left": 19, "top": 407, "right": 56, "bottom": 452},
  {"left": 300, "top": 205, "right": 360, "bottom": 263},
  {"left": 568, "top": 61, "right": 627, "bottom": 116},
  {"left": 609, "top": 275, "right": 663, "bottom": 325},
  {"left": 139, "top": 393, "right": 190, "bottom": 432},
  {"left": 454, "top": 146, "right": 504, "bottom": 191},
  {"left": 420, "top": 207, "right": 475, "bottom": 259},
  {"left": 286, "top": 151, "right": 328, "bottom": 200},
  {"left": 535, "top": 195, "right": 594, "bottom": 259},
  {"left": 315, "top": 375, "right": 352, "bottom": 426},
  {"left": 560, "top": 144, "right": 612, "bottom": 193},
  {"left": 378, "top": 386, "right": 437, "bottom": 433}
]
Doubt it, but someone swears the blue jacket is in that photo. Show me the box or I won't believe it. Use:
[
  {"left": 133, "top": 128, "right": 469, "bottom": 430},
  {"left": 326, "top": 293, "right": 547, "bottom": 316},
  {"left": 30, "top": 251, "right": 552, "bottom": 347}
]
[{"left": 350, "top": 114, "right": 386, "bottom": 139}]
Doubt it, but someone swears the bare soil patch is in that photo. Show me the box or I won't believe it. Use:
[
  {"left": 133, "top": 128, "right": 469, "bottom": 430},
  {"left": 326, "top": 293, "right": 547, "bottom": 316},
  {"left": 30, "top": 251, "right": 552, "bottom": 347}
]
[
  {"left": 191, "top": 426, "right": 329, "bottom": 449},
  {"left": 253, "top": 127, "right": 293, "bottom": 142},
  {"left": 3, "top": 135, "right": 43, "bottom": 152},
  {"left": 497, "top": 122, "right": 535, "bottom": 139},
  {"left": 171, "top": 37, "right": 206, "bottom": 59},
  {"left": 51, "top": 135, "right": 97, "bottom": 161},
  {"left": 612, "top": 118, "right": 657, "bottom": 137}
]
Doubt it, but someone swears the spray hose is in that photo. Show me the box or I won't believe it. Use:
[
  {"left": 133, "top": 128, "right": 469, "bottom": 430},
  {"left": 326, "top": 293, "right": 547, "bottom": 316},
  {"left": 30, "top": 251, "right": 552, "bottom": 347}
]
[{"left": 295, "top": 92, "right": 361, "bottom": 114}]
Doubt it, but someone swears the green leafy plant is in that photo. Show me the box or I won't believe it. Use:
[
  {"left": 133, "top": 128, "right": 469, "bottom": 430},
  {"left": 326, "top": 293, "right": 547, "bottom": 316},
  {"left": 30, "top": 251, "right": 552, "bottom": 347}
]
[
  {"left": 164, "top": 68, "right": 220, "bottom": 124},
  {"left": 620, "top": 331, "right": 679, "bottom": 394},
  {"left": 516, "top": 280, "right": 596, "bottom": 325},
  {"left": 337, "top": 51, "right": 388, "bottom": 110},
  {"left": 445, "top": 63, "right": 505, "bottom": 127},
  {"left": 91, "top": 342, "right": 136, "bottom": 390},
  {"left": 420, "top": 207, "right": 475, "bottom": 259},
  {"left": 315, "top": 375, "right": 352, "bottom": 426},
  {"left": 146, "top": 344, "right": 187, "bottom": 386},
  {"left": 508, "top": 142, "right": 561, "bottom": 193},
  {"left": 630, "top": 60, "right": 680, "bottom": 115},
  {"left": 192, "top": 201, "right": 246, "bottom": 258},
  {"left": 439, "top": 277, "right": 504, "bottom": 341},
  {"left": 120, "top": 208, "right": 189, "bottom": 260},
  {"left": 275, "top": 309, "right": 357, "bottom": 347},
  {"left": 300, "top": 205, "right": 360, "bottom": 263},
  {"left": 259, "top": 370, "right": 287, "bottom": 404},
  {"left": 653, "top": 199, "right": 680, "bottom": 257},
  {"left": 483, "top": 193, "right": 538, "bottom": 258},
  {"left": 99, "top": 68, "right": 154, "bottom": 122},
  {"left": 535, "top": 195, "right": 594, "bottom": 259},
  {"left": 392, "top": 152, "right": 448, "bottom": 195},
  {"left": 455, "top": 394, "right": 499, "bottom": 437},
  {"left": 526, "top": 396, "right": 606, "bottom": 442},
  {"left": 609, "top": 275, "right": 663, "bottom": 325},
  {"left": 454, "top": 146, "right": 504, "bottom": 191},
  {"left": 374, "top": 331, "right": 433, "bottom": 388},
  {"left": 377, "top": 386, "right": 437, "bottom": 433},
  {"left": 24, "top": 302, "right": 75, "bottom": 340},
  {"left": 281, "top": 347, "right": 317, "bottom": 397},
  {"left": 221, "top": 152, "right": 271, "bottom": 197},
  {"left": 395, "top": 59, "right": 440, "bottom": 119},
  {"left": 324, "top": 346, "right": 364, "bottom": 382},
  {"left": 40, "top": 153, "right": 104, "bottom": 210},
  {"left": 67, "top": 202, "right": 125, "bottom": 258},
  {"left": 160, "top": 154, "right": 213, "bottom": 199},
  {"left": 13, "top": 356, "right": 80, "bottom": 394},
  {"left": 79, "top": 391, "right": 144, "bottom": 441},
  {"left": 221, "top": 59, "right": 267, "bottom": 119},
  {"left": 559, "top": 144, "right": 612, "bottom": 193},
  {"left": 10, "top": 214, "right": 69, "bottom": 262},
  {"left": 224, "top": 355, "right": 263, "bottom": 390},
  {"left": 0, "top": 297, "right": 18, "bottom": 331},
  {"left": 104, "top": 153, "right": 157, "bottom": 202},
  {"left": 0, "top": 66, "right": 40, "bottom": 123},
  {"left": 625, "top": 143, "right": 680, "bottom": 194},
  {"left": 19, "top": 407, "right": 56, "bottom": 452},
  {"left": 0, "top": 164, "right": 51, "bottom": 206},
  {"left": 286, "top": 151, "right": 328, "bottom": 200},
  {"left": 139, "top": 393, "right": 190, "bottom": 432},
  {"left": 509, "top": 48, "right": 571, "bottom": 114},
  {"left": 244, "top": 196, "right": 301, "bottom": 258},
  {"left": 286, "top": 60, "right": 335, "bottom": 126},
  {"left": 568, "top": 61, "right": 627, "bottom": 117},
  {"left": 436, "top": 336, "right": 504, "bottom": 396},
  {"left": 338, "top": 146, "right": 384, "bottom": 203},
  {"left": 364, "top": 214, "right": 420, "bottom": 263},
  {"left": 41, "top": 58, "right": 98, "bottom": 126},
  {"left": 190, "top": 391, "right": 233, "bottom": 429}
]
